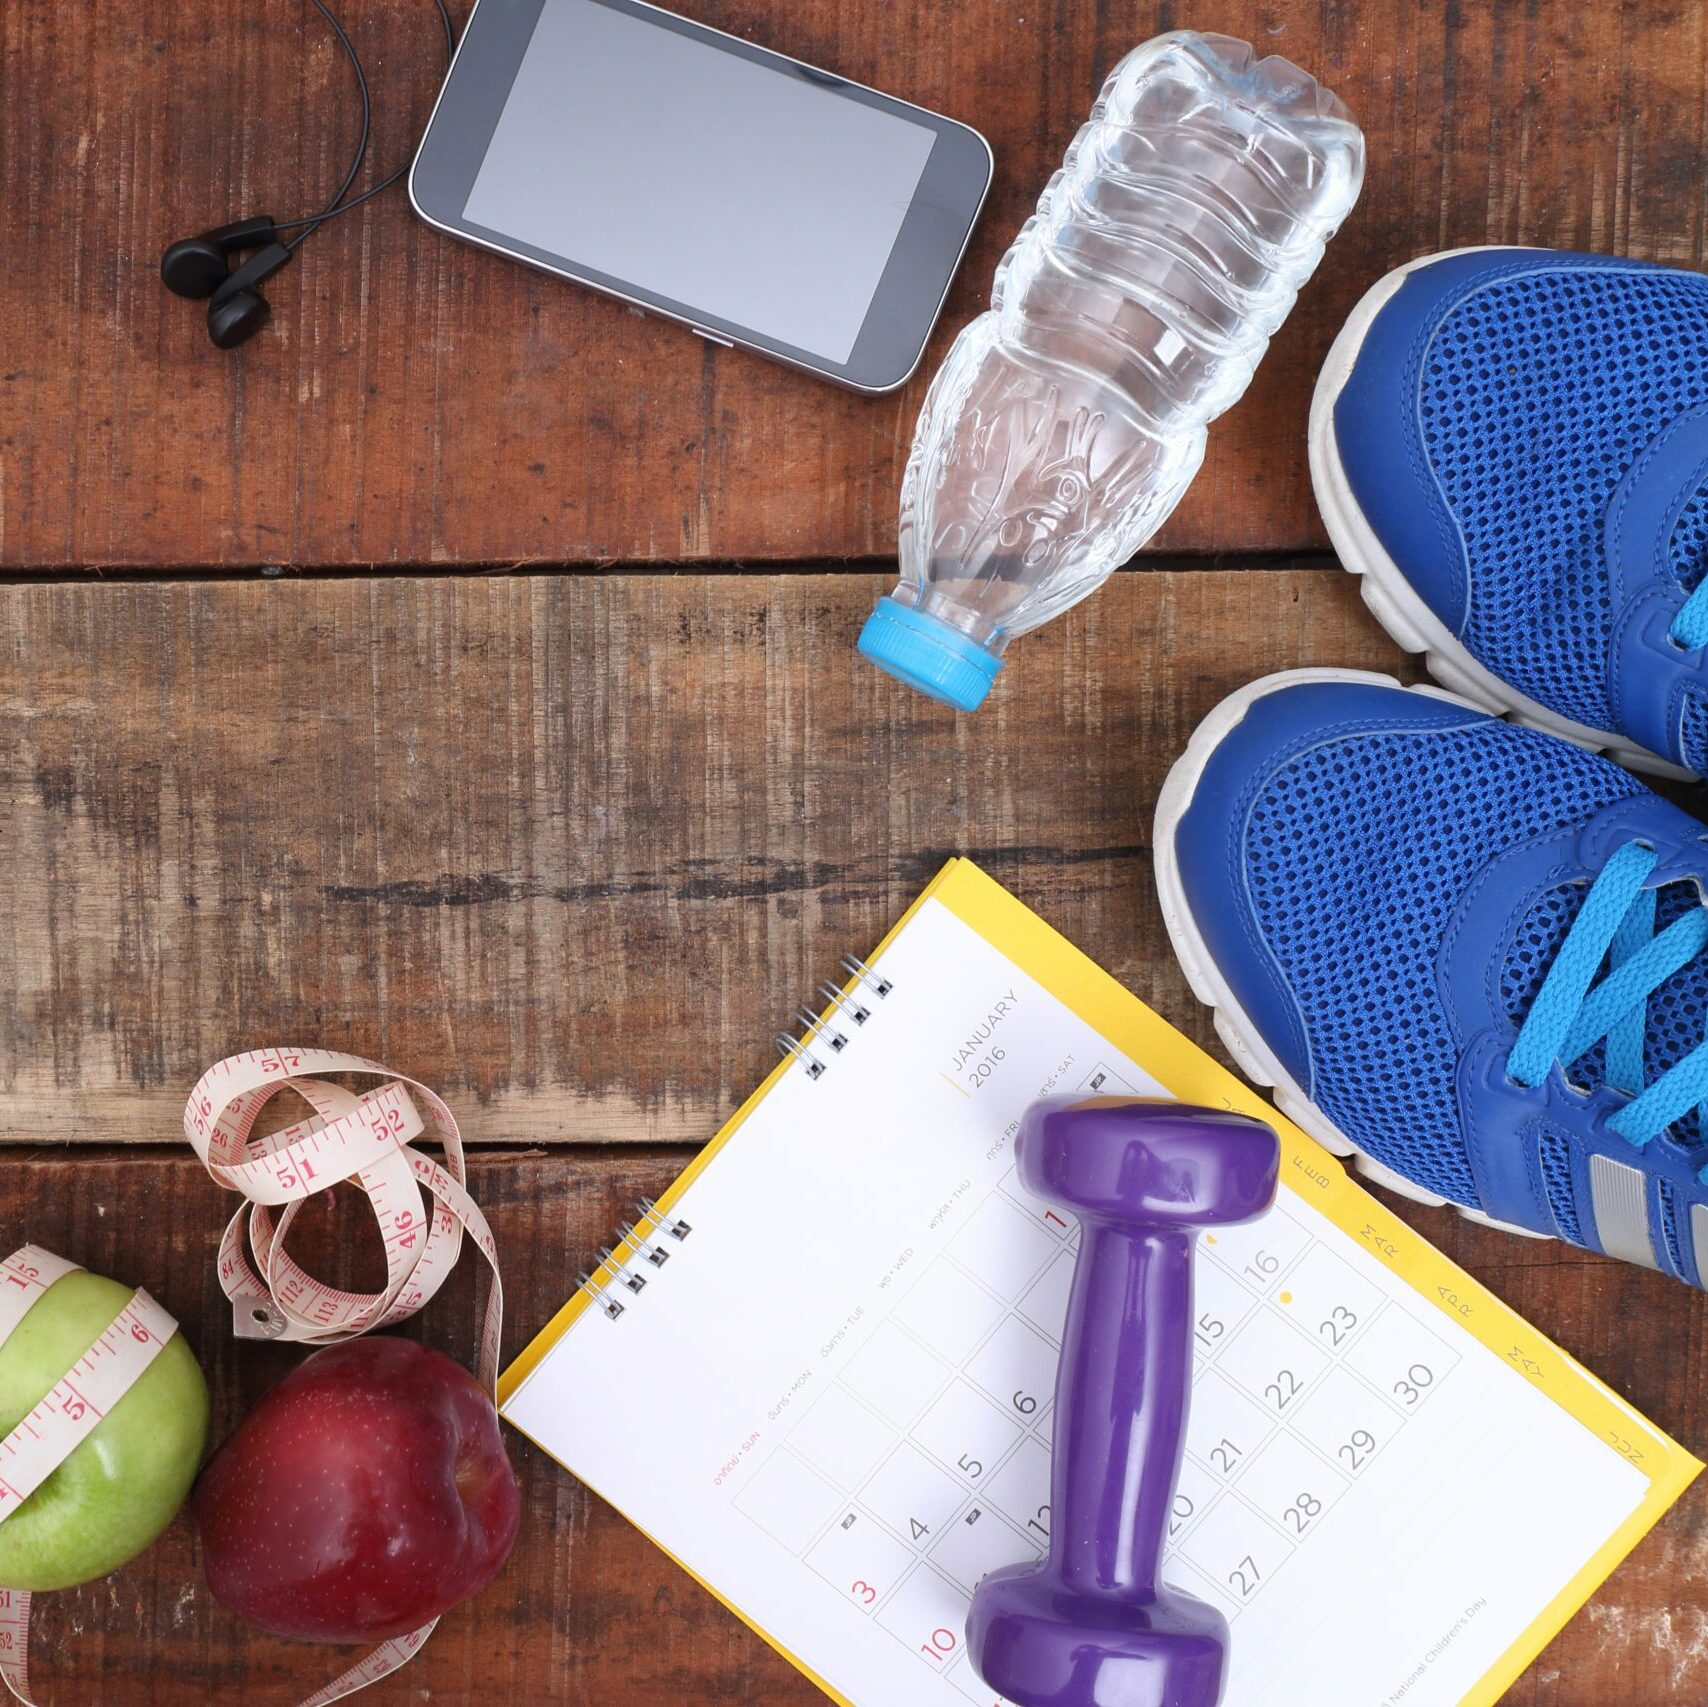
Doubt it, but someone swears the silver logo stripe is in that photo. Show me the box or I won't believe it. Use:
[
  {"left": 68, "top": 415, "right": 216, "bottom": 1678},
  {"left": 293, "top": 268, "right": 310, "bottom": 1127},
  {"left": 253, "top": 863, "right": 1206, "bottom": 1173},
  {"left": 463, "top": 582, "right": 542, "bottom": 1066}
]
[{"left": 1588, "top": 1154, "right": 1659, "bottom": 1271}]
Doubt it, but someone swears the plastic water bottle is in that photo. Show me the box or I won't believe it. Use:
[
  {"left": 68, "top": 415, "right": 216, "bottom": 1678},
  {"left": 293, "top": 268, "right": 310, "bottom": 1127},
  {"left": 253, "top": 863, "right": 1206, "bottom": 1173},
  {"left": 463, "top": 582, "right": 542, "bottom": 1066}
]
[{"left": 858, "top": 32, "right": 1365, "bottom": 711}]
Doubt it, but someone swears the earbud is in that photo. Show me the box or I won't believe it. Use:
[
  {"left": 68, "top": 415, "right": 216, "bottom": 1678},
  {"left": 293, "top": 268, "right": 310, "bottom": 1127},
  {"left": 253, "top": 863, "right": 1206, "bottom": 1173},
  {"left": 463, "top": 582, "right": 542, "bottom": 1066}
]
[
  {"left": 205, "top": 243, "right": 294, "bottom": 350},
  {"left": 159, "top": 225, "right": 290, "bottom": 351},
  {"left": 159, "top": 0, "right": 455, "bottom": 354},
  {"left": 159, "top": 216, "right": 281, "bottom": 299},
  {"left": 160, "top": 218, "right": 291, "bottom": 350}
]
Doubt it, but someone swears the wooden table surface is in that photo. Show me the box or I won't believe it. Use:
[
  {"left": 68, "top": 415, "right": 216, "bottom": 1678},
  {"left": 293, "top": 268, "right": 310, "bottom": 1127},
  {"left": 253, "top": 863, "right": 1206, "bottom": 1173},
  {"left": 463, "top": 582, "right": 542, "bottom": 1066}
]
[{"left": 4, "top": 1, "right": 1708, "bottom": 1702}]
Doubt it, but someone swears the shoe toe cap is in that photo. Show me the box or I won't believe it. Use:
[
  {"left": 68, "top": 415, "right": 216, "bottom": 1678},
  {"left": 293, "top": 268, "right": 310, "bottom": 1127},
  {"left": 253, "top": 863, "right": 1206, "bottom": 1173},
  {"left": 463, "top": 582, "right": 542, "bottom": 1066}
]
[
  {"left": 1329, "top": 250, "right": 1550, "bottom": 638},
  {"left": 1167, "top": 675, "right": 1496, "bottom": 1099},
  {"left": 1328, "top": 247, "right": 1703, "bottom": 664}
]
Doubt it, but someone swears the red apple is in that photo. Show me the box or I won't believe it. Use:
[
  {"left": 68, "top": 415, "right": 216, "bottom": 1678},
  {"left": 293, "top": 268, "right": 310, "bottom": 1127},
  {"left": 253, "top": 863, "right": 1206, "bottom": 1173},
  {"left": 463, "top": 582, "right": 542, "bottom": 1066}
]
[{"left": 194, "top": 1337, "right": 520, "bottom": 1643}]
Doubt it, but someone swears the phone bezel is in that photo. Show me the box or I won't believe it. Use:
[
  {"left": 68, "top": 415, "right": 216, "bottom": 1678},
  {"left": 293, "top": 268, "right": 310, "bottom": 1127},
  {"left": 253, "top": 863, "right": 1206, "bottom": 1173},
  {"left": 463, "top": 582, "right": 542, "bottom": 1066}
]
[{"left": 409, "top": 0, "right": 993, "bottom": 393}]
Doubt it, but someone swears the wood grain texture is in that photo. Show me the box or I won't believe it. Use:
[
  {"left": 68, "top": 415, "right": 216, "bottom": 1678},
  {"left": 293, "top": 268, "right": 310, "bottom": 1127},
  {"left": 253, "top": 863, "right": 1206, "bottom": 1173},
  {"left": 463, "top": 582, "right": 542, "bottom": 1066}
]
[
  {"left": 2, "top": 566, "right": 1419, "bottom": 1145},
  {"left": 0, "top": 1146, "right": 1700, "bottom": 1704},
  {"left": 4, "top": 0, "right": 1708, "bottom": 568}
]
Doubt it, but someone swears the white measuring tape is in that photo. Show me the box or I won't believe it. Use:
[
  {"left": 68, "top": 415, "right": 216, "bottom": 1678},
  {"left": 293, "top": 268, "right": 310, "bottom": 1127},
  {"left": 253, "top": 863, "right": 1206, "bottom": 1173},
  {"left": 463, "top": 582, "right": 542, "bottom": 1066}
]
[
  {"left": 185, "top": 1047, "right": 503, "bottom": 1377},
  {"left": 0, "top": 1048, "right": 503, "bottom": 1705},
  {"left": 0, "top": 1245, "right": 177, "bottom": 1706}
]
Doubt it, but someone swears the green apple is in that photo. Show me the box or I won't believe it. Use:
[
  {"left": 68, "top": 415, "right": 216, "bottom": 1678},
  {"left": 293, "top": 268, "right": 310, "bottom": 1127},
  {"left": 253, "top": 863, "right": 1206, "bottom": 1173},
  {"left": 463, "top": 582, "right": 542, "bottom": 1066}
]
[{"left": 0, "top": 1270, "right": 209, "bottom": 1591}]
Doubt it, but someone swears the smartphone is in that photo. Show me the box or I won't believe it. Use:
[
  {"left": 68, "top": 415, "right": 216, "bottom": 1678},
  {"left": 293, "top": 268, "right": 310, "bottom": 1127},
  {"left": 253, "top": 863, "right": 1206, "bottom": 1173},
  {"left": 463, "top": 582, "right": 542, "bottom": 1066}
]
[{"left": 409, "top": 0, "right": 993, "bottom": 392}]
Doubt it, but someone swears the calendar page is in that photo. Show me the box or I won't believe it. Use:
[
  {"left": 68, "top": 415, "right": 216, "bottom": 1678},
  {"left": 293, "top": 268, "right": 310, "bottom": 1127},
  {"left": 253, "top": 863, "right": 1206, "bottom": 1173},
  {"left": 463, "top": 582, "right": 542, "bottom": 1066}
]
[{"left": 501, "top": 861, "right": 1697, "bottom": 1707}]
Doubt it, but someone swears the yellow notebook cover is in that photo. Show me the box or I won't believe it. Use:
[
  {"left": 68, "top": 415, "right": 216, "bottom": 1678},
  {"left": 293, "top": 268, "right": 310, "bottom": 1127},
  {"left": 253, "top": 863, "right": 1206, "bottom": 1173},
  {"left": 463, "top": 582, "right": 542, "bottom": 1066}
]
[{"left": 503, "top": 859, "right": 1699, "bottom": 1707}]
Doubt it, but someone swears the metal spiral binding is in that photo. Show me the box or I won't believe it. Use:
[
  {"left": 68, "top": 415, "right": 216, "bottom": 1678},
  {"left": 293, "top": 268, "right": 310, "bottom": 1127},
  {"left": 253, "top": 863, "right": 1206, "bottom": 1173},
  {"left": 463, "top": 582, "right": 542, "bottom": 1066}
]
[
  {"left": 797, "top": 1007, "right": 850, "bottom": 1055},
  {"left": 775, "top": 951, "right": 896, "bottom": 1081},
  {"left": 635, "top": 1196, "right": 693, "bottom": 1243},
  {"left": 574, "top": 1197, "right": 694, "bottom": 1321},
  {"left": 818, "top": 981, "right": 870, "bottom": 1027},
  {"left": 579, "top": 952, "right": 889, "bottom": 1317},
  {"left": 841, "top": 953, "right": 893, "bottom": 999},
  {"left": 776, "top": 1031, "right": 828, "bottom": 1079}
]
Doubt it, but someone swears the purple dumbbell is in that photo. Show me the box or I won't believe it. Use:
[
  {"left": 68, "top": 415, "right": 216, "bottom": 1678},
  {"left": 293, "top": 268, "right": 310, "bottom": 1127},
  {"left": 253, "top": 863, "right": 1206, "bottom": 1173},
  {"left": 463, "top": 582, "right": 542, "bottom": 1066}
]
[{"left": 966, "top": 1098, "right": 1280, "bottom": 1707}]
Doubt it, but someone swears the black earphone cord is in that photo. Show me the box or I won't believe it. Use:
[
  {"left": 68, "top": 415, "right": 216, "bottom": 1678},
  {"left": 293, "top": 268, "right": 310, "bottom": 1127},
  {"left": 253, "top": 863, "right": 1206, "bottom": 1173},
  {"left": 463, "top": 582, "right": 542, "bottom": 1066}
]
[{"left": 274, "top": 0, "right": 456, "bottom": 253}]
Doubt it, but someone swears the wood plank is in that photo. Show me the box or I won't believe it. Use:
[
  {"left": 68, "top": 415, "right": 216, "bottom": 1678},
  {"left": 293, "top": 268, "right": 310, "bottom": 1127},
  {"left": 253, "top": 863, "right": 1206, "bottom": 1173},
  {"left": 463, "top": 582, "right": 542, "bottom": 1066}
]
[
  {"left": 4, "top": 0, "right": 1707, "bottom": 568},
  {"left": 2, "top": 566, "right": 1418, "bottom": 1144},
  {"left": 0, "top": 1147, "right": 1701, "bottom": 1703}
]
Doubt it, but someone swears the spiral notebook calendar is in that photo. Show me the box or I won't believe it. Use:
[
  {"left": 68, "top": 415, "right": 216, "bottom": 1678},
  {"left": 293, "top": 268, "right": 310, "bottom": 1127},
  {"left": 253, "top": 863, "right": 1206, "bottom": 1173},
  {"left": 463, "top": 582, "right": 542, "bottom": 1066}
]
[{"left": 500, "top": 859, "right": 1698, "bottom": 1707}]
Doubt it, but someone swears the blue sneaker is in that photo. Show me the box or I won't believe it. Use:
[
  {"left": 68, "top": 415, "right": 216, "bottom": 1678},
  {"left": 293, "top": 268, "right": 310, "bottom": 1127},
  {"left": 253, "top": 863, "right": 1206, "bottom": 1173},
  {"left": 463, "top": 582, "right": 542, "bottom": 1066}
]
[
  {"left": 1310, "top": 248, "right": 1708, "bottom": 778},
  {"left": 1153, "top": 669, "right": 1708, "bottom": 1280}
]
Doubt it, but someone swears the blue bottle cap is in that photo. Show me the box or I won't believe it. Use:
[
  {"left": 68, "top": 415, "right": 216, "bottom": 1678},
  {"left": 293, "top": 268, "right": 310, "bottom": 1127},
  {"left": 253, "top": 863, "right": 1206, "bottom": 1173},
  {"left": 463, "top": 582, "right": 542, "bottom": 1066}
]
[{"left": 857, "top": 597, "right": 1004, "bottom": 712}]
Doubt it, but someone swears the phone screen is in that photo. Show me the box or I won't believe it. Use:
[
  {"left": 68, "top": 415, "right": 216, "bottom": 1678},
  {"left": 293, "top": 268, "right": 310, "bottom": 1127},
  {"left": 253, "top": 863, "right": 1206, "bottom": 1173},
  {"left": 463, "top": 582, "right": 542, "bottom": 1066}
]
[{"left": 461, "top": 0, "right": 938, "bottom": 363}]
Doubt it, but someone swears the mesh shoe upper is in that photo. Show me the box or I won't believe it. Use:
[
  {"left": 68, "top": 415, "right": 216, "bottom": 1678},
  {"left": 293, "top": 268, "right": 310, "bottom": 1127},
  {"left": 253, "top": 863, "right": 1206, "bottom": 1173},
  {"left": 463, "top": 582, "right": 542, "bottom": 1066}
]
[
  {"left": 1241, "top": 716, "right": 1644, "bottom": 1202},
  {"left": 1332, "top": 250, "right": 1708, "bottom": 769},
  {"left": 1168, "top": 675, "right": 1708, "bottom": 1283},
  {"left": 1419, "top": 264, "right": 1708, "bottom": 730}
]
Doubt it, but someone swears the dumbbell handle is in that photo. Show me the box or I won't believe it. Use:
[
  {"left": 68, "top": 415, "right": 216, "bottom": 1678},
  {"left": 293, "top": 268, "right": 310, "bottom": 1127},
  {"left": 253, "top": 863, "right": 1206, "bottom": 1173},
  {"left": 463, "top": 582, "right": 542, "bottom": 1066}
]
[
  {"left": 969, "top": 1103, "right": 1277, "bottom": 1707},
  {"left": 1051, "top": 1220, "right": 1192, "bottom": 1600}
]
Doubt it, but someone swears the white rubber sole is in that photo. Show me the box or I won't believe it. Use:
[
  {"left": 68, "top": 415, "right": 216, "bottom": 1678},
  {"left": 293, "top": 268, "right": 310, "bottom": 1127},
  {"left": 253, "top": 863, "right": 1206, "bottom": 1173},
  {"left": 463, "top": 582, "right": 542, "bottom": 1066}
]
[
  {"left": 1152, "top": 667, "right": 1547, "bottom": 1239},
  {"left": 1308, "top": 249, "right": 1695, "bottom": 784}
]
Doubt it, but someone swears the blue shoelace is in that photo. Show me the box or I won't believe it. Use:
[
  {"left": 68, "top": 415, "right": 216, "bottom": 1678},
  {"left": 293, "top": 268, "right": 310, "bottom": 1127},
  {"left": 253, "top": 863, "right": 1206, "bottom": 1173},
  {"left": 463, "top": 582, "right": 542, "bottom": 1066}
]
[
  {"left": 1509, "top": 841, "right": 1708, "bottom": 1171},
  {"left": 1672, "top": 584, "right": 1708, "bottom": 650}
]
